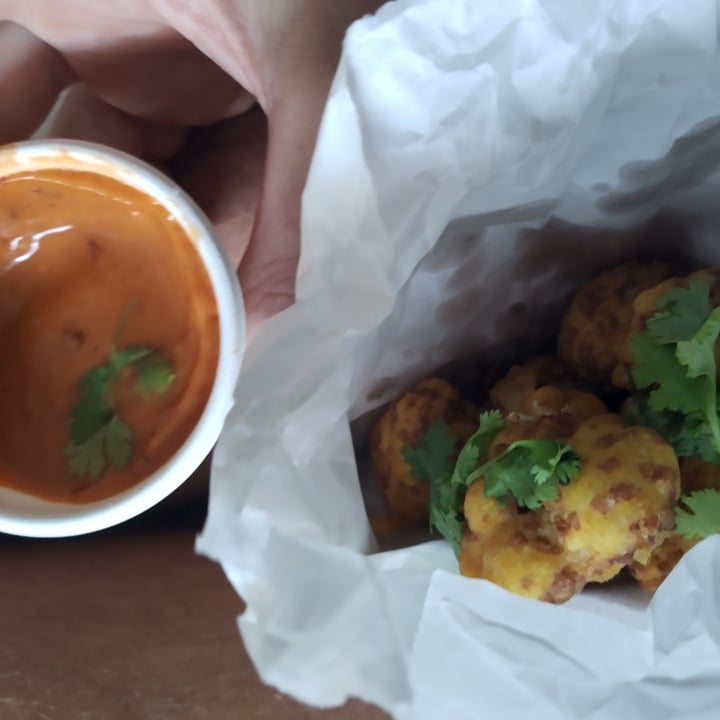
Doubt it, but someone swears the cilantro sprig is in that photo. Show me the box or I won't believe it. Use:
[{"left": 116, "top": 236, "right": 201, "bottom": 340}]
[
  {"left": 402, "top": 410, "right": 581, "bottom": 553},
  {"left": 623, "top": 395, "right": 719, "bottom": 463},
  {"left": 412, "top": 411, "right": 505, "bottom": 553},
  {"left": 630, "top": 278, "right": 720, "bottom": 461},
  {"left": 626, "top": 276, "right": 720, "bottom": 540},
  {"left": 401, "top": 418, "right": 459, "bottom": 491},
  {"left": 64, "top": 306, "right": 175, "bottom": 480},
  {"left": 675, "top": 490, "right": 720, "bottom": 540},
  {"left": 478, "top": 440, "right": 580, "bottom": 510}
]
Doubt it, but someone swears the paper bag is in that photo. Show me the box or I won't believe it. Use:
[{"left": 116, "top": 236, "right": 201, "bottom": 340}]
[{"left": 198, "top": 0, "right": 720, "bottom": 717}]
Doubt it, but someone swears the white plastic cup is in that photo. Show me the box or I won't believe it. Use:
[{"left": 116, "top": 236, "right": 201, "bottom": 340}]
[{"left": 0, "top": 140, "right": 245, "bottom": 537}]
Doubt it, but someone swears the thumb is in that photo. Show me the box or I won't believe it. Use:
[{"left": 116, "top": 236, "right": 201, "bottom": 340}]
[
  {"left": 237, "top": 3, "right": 373, "bottom": 331},
  {"left": 236, "top": 105, "right": 306, "bottom": 331},
  {"left": 155, "top": 0, "right": 384, "bottom": 333}
]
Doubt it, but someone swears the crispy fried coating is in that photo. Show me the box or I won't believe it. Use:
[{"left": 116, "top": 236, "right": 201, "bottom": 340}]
[
  {"left": 458, "top": 411, "right": 681, "bottom": 603},
  {"left": 557, "top": 261, "right": 675, "bottom": 385},
  {"left": 614, "top": 267, "right": 720, "bottom": 388},
  {"left": 458, "top": 396, "right": 578, "bottom": 604},
  {"left": 369, "top": 378, "right": 478, "bottom": 524},
  {"left": 489, "top": 356, "right": 588, "bottom": 415},
  {"left": 490, "top": 386, "right": 607, "bottom": 454},
  {"left": 629, "top": 456, "right": 720, "bottom": 590},
  {"left": 547, "top": 414, "right": 681, "bottom": 580},
  {"left": 461, "top": 480, "right": 585, "bottom": 603},
  {"left": 514, "top": 385, "right": 607, "bottom": 424}
]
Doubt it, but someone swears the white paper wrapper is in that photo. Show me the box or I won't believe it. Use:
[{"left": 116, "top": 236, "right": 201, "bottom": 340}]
[{"left": 198, "top": 0, "right": 720, "bottom": 717}]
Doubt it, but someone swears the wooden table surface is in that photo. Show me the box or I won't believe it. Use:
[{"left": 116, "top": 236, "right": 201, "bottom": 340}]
[{"left": 0, "top": 475, "right": 389, "bottom": 720}]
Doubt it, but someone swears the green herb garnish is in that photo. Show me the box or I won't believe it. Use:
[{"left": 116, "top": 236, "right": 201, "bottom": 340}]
[
  {"left": 675, "top": 489, "right": 720, "bottom": 540},
  {"left": 623, "top": 395, "right": 718, "bottom": 463},
  {"left": 403, "top": 410, "right": 581, "bottom": 553},
  {"left": 401, "top": 417, "right": 459, "bottom": 489},
  {"left": 630, "top": 277, "right": 720, "bottom": 461},
  {"left": 425, "top": 411, "right": 505, "bottom": 553},
  {"left": 64, "top": 306, "right": 175, "bottom": 480},
  {"left": 478, "top": 440, "right": 580, "bottom": 510},
  {"left": 626, "top": 276, "right": 720, "bottom": 539}
]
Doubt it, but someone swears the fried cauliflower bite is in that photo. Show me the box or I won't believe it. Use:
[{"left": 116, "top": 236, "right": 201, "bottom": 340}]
[
  {"left": 489, "top": 356, "right": 588, "bottom": 415},
  {"left": 458, "top": 411, "right": 681, "bottom": 603},
  {"left": 460, "top": 477, "right": 585, "bottom": 603},
  {"left": 514, "top": 385, "right": 607, "bottom": 423},
  {"left": 629, "top": 456, "right": 720, "bottom": 591},
  {"left": 460, "top": 393, "right": 606, "bottom": 604},
  {"left": 546, "top": 414, "right": 681, "bottom": 581},
  {"left": 490, "top": 386, "right": 608, "bottom": 451},
  {"left": 613, "top": 267, "right": 720, "bottom": 389},
  {"left": 557, "top": 261, "right": 675, "bottom": 385},
  {"left": 369, "top": 378, "right": 478, "bottom": 524}
]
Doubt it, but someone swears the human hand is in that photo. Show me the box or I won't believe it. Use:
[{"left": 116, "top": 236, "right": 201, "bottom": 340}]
[{"left": 0, "top": 0, "right": 382, "bottom": 331}]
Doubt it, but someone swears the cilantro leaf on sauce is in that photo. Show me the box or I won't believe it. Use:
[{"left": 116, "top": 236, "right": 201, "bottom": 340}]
[{"left": 64, "top": 305, "right": 175, "bottom": 480}]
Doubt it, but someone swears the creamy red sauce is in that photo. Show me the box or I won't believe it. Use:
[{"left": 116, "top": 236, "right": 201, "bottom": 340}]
[{"left": 0, "top": 168, "right": 220, "bottom": 503}]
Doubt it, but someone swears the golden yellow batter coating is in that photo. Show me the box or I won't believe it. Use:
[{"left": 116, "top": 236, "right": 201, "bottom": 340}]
[
  {"left": 459, "top": 412, "right": 681, "bottom": 603},
  {"left": 546, "top": 414, "right": 681, "bottom": 580},
  {"left": 369, "top": 378, "right": 478, "bottom": 524},
  {"left": 461, "top": 478, "right": 585, "bottom": 603},
  {"left": 490, "top": 386, "right": 607, "bottom": 454},
  {"left": 557, "top": 261, "right": 675, "bottom": 385},
  {"left": 629, "top": 456, "right": 720, "bottom": 590},
  {"left": 489, "top": 356, "right": 587, "bottom": 415}
]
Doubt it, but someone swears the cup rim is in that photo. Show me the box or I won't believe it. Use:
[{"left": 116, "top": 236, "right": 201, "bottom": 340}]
[{"left": 0, "top": 139, "right": 246, "bottom": 538}]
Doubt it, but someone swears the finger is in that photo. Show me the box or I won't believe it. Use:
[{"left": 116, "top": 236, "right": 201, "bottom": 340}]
[
  {"left": 4, "top": 2, "right": 255, "bottom": 128},
  {"left": 155, "top": 0, "right": 385, "bottom": 328},
  {"left": 238, "top": 1, "right": 384, "bottom": 328},
  {"left": 171, "top": 106, "right": 267, "bottom": 268},
  {"left": 237, "top": 113, "right": 302, "bottom": 329},
  {"left": 67, "top": 38, "right": 257, "bottom": 128},
  {"left": 0, "top": 21, "right": 72, "bottom": 142},
  {"left": 47, "top": 83, "right": 189, "bottom": 161}
]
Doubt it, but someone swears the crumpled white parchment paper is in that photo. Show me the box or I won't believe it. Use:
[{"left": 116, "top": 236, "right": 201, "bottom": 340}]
[{"left": 198, "top": 1, "right": 720, "bottom": 717}]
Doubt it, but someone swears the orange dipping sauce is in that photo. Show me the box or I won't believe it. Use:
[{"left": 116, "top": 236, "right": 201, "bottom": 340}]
[{"left": 0, "top": 169, "right": 220, "bottom": 503}]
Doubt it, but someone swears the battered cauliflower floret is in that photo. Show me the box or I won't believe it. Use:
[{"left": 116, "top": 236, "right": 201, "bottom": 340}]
[
  {"left": 463, "top": 390, "right": 590, "bottom": 598},
  {"left": 546, "top": 414, "right": 681, "bottom": 581},
  {"left": 629, "top": 456, "right": 720, "bottom": 590},
  {"left": 491, "top": 386, "right": 607, "bottom": 452},
  {"left": 557, "top": 261, "right": 675, "bottom": 385},
  {"left": 489, "top": 356, "right": 588, "bottom": 415},
  {"left": 613, "top": 267, "right": 720, "bottom": 389},
  {"left": 460, "top": 479, "right": 585, "bottom": 603},
  {"left": 514, "top": 385, "right": 607, "bottom": 424},
  {"left": 369, "top": 377, "right": 478, "bottom": 524},
  {"left": 458, "top": 411, "right": 681, "bottom": 603}
]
